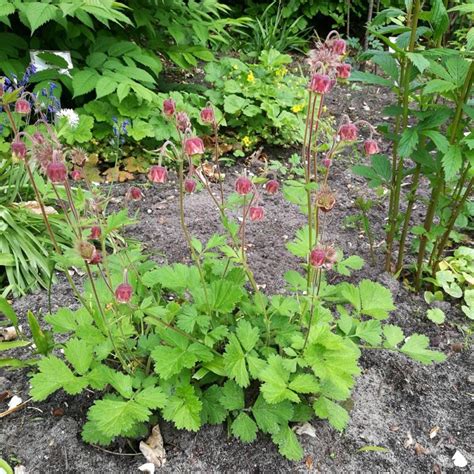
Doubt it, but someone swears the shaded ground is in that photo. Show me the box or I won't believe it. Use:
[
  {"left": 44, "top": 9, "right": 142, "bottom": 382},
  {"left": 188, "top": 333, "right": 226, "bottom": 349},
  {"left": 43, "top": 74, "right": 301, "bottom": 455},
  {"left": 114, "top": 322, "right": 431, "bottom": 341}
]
[{"left": 1, "top": 84, "right": 472, "bottom": 473}]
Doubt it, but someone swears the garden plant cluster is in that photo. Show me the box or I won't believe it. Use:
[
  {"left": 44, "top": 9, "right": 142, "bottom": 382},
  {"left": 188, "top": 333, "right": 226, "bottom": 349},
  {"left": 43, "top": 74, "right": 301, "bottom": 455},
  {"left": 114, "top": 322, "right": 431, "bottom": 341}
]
[{"left": 0, "top": 0, "right": 472, "bottom": 469}]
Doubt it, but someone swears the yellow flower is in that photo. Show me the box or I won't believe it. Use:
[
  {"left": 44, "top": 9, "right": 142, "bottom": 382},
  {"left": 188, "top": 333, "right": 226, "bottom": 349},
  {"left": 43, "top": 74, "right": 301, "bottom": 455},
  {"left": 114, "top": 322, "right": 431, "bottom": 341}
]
[
  {"left": 275, "top": 67, "right": 288, "bottom": 77},
  {"left": 247, "top": 71, "right": 255, "bottom": 83},
  {"left": 242, "top": 136, "right": 252, "bottom": 147},
  {"left": 291, "top": 104, "right": 304, "bottom": 113}
]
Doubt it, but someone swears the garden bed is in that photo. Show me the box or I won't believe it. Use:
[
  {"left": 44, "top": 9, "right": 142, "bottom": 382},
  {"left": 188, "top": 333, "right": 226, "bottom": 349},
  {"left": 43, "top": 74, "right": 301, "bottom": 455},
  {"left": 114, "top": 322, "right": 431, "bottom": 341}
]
[{"left": 1, "top": 85, "right": 472, "bottom": 473}]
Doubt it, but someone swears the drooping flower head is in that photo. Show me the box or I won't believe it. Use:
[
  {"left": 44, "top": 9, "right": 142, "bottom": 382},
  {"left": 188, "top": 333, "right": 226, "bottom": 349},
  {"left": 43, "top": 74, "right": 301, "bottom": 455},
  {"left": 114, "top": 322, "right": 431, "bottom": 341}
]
[
  {"left": 89, "top": 249, "right": 102, "bottom": 265},
  {"left": 184, "top": 137, "right": 205, "bottom": 156},
  {"left": 310, "top": 247, "right": 326, "bottom": 267},
  {"left": 265, "top": 179, "right": 279, "bottom": 195},
  {"left": 338, "top": 123, "right": 358, "bottom": 141},
  {"left": 76, "top": 240, "right": 96, "bottom": 262},
  {"left": 322, "top": 157, "right": 332, "bottom": 168},
  {"left": 90, "top": 226, "right": 101, "bottom": 240},
  {"left": 331, "top": 38, "right": 347, "bottom": 56},
  {"left": 364, "top": 139, "right": 380, "bottom": 156},
  {"left": 310, "top": 245, "right": 338, "bottom": 269},
  {"left": 12, "top": 138, "right": 27, "bottom": 159},
  {"left": 115, "top": 282, "right": 132, "bottom": 304},
  {"left": 126, "top": 186, "right": 144, "bottom": 200},
  {"left": 46, "top": 160, "right": 67, "bottom": 183},
  {"left": 336, "top": 63, "right": 351, "bottom": 79},
  {"left": 163, "top": 98, "right": 176, "bottom": 118},
  {"left": 184, "top": 178, "right": 197, "bottom": 194},
  {"left": 70, "top": 169, "right": 82, "bottom": 181},
  {"left": 249, "top": 206, "right": 265, "bottom": 222},
  {"left": 148, "top": 165, "right": 168, "bottom": 184},
  {"left": 15, "top": 98, "right": 31, "bottom": 114},
  {"left": 235, "top": 176, "right": 252, "bottom": 195},
  {"left": 309, "top": 73, "right": 332, "bottom": 94},
  {"left": 200, "top": 106, "right": 215, "bottom": 125}
]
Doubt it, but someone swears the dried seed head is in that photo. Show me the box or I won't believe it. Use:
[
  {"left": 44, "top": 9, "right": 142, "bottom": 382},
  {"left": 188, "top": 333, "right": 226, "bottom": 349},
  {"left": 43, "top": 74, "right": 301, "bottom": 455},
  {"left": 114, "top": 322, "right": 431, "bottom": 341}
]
[
  {"left": 265, "top": 179, "right": 279, "bottom": 195},
  {"left": 364, "top": 139, "right": 380, "bottom": 156},
  {"left": 235, "top": 176, "right": 252, "bottom": 195},
  {"left": 184, "top": 178, "right": 197, "bottom": 193},
  {"left": 163, "top": 98, "right": 176, "bottom": 117},
  {"left": 315, "top": 187, "right": 336, "bottom": 212},
  {"left": 46, "top": 161, "right": 67, "bottom": 183},
  {"left": 249, "top": 206, "right": 265, "bottom": 222},
  {"left": 184, "top": 137, "right": 205, "bottom": 156},
  {"left": 176, "top": 111, "right": 191, "bottom": 132},
  {"left": 338, "top": 123, "right": 358, "bottom": 141},
  {"left": 76, "top": 240, "right": 96, "bottom": 261},
  {"left": 115, "top": 282, "right": 133, "bottom": 304},
  {"left": 32, "top": 131, "right": 45, "bottom": 144},
  {"left": 70, "top": 148, "right": 87, "bottom": 166},
  {"left": 148, "top": 165, "right": 168, "bottom": 184},
  {"left": 126, "top": 186, "right": 144, "bottom": 200},
  {"left": 15, "top": 98, "right": 31, "bottom": 114}
]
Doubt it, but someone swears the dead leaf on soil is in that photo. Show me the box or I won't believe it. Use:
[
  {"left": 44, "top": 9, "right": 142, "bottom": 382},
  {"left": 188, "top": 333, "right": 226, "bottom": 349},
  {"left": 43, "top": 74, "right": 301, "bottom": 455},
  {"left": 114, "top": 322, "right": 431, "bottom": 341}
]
[
  {"left": 139, "top": 424, "right": 166, "bottom": 468},
  {"left": 1, "top": 326, "right": 17, "bottom": 341},
  {"left": 15, "top": 201, "right": 57, "bottom": 215},
  {"left": 452, "top": 450, "right": 468, "bottom": 468},
  {"left": 8, "top": 395, "right": 22, "bottom": 410},
  {"left": 295, "top": 422, "right": 317, "bottom": 438},
  {"left": 103, "top": 167, "right": 135, "bottom": 183},
  {"left": 429, "top": 426, "right": 440, "bottom": 439},
  {"left": 123, "top": 156, "right": 148, "bottom": 173},
  {"left": 414, "top": 443, "right": 428, "bottom": 455},
  {"left": 0, "top": 390, "right": 12, "bottom": 402},
  {"left": 305, "top": 455, "right": 314, "bottom": 470},
  {"left": 404, "top": 431, "right": 414, "bottom": 448}
]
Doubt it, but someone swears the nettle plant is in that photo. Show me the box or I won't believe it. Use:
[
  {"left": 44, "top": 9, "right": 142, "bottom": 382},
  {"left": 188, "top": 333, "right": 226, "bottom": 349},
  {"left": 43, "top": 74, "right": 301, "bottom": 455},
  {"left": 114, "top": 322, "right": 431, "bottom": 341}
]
[{"left": 4, "top": 33, "right": 444, "bottom": 461}]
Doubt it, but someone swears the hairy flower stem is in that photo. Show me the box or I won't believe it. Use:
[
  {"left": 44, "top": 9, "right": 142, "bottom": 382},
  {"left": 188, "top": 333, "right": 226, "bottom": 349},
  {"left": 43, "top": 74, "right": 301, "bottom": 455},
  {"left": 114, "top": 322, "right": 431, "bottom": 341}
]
[
  {"left": 303, "top": 268, "right": 320, "bottom": 350},
  {"left": 213, "top": 125, "right": 225, "bottom": 206},
  {"left": 385, "top": 0, "right": 420, "bottom": 272}
]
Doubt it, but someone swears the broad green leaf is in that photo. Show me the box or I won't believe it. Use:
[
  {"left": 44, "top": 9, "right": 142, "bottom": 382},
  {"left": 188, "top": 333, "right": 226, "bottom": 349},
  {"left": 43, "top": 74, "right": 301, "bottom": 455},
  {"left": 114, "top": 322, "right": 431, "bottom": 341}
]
[
  {"left": 152, "top": 345, "right": 199, "bottom": 380},
  {"left": 135, "top": 386, "right": 167, "bottom": 409},
  {"left": 223, "top": 334, "right": 250, "bottom": 387},
  {"left": 288, "top": 374, "right": 320, "bottom": 394},
  {"left": 398, "top": 128, "right": 419, "bottom": 158},
  {"left": 231, "top": 412, "right": 258, "bottom": 442},
  {"left": 442, "top": 145, "right": 462, "bottom": 181},
  {"left": 162, "top": 385, "right": 202, "bottom": 431},
  {"left": 355, "top": 320, "right": 382, "bottom": 345},
  {"left": 313, "top": 396, "right": 349, "bottom": 431},
  {"left": 383, "top": 325, "right": 404, "bottom": 349},
  {"left": 259, "top": 355, "right": 300, "bottom": 404},
  {"left": 358, "top": 280, "right": 395, "bottom": 319},
  {"left": 63, "top": 338, "right": 93, "bottom": 375},
  {"left": 236, "top": 320, "right": 259, "bottom": 352},
  {"left": 406, "top": 52, "right": 430, "bottom": 73},
  {"left": 271, "top": 425, "right": 304, "bottom": 461},
  {"left": 350, "top": 71, "right": 393, "bottom": 87},
  {"left": 0, "top": 340, "right": 30, "bottom": 351},
  {"left": 0, "top": 297, "right": 18, "bottom": 328},
  {"left": 72, "top": 68, "right": 100, "bottom": 97},
  {"left": 400, "top": 334, "right": 446, "bottom": 364},
  {"left": 201, "top": 385, "right": 228, "bottom": 424},
  {"left": 21, "top": 2, "right": 58, "bottom": 33},
  {"left": 424, "top": 79, "right": 457, "bottom": 94},
  {"left": 251, "top": 395, "right": 293, "bottom": 434},
  {"left": 426, "top": 308, "right": 445, "bottom": 324},
  {"left": 219, "top": 380, "right": 244, "bottom": 410}
]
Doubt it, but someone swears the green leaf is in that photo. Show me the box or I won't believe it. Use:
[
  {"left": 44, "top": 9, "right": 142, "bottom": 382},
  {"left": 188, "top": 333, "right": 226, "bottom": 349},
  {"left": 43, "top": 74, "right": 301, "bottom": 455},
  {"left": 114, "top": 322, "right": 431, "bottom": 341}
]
[
  {"left": 231, "top": 412, "right": 258, "bottom": 442},
  {"left": 162, "top": 385, "right": 202, "bottom": 431},
  {"left": 95, "top": 76, "right": 117, "bottom": 99},
  {"left": 177, "top": 306, "right": 210, "bottom": 333},
  {"left": 21, "top": 2, "right": 58, "bottom": 33},
  {"left": 201, "top": 385, "right": 228, "bottom": 425},
  {"left": 0, "top": 340, "right": 30, "bottom": 351},
  {"left": 30, "top": 356, "right": 88, "bottom": 400},
  {"left": 426, "top": 308, "right": 445, "bottom": 324},
  {"left": 219, "top": 380, "right": 245, "bottom": 410},
  {"left": 81, "top": 420, "right": 114, "bottom": 446},
  {"left": 135, "top": 386, "right": 167, "bottom": 409},
  {"left": 335, "top": 255, "right": 365, "bottom": 276},
  {"left": 87, "top": 398, "right": 150, "bottom": 437},
  {"left": 224, "top": 94, "right": 248, "bottom": 114},
  {"left": 289, "top": 374, "right": 320, "bottom": 394},
  {"left": 313, "top": 396, "right": 349, "bottom": 431},
  {"left": 400, "top": 334, "right": 446, "bottom": 364},
  {"left": 446, "top": 56, "right": 470, "bottom": 87},
  {"left": 383, "top": 325, "right": 404, "bottom": 349},
  {"left": 358, "top": 280, "right": 395, "bottom": 319},
  {"left": 63, "top": 338, "right": 93, "bottom": 375},
  {"left": 398, "top": 128, "right": 419, "bottom": 158},
  {"left": 350, "top": 70, "right": 393, "bottom": 87},
  {"left": 423, "top": 130, "right": 449, "bottom": 153},
  {"left": 271, "top": 425, "right": 304, "bottom": 461},
  {"left": 236, "top": 320, "right": 259, "bottom": 352},
  {"left": 106, "top": 371, "right": 133, "bottom": 399},
  {"left": 152, "top": 345, "right": 199, "bottom": 380},
  {"left": 259, "top": 355, "right": 300, "bottom": 404},
  {"left": 223, "top": 334, "right": 250, "bottom": 388},
  {"left": 0, "top": 296, "right": 18, "bottom": 328},
  {"left": 424, "top": 79, "right": 457, "bottom": 94},
  {"left": 355, "top": 320, "right": 382, "bottom": 345},
  {"left": 251, "top": 395, "right": 293, "bottom": 434},
  {"left": 207, "top": 280, "right": 243, "bottom": 313},
  {"left": 72, "top": 68, "right": 100, "bottom": 97},
  {"left": 27, "top": 311, "right": 53, "bottom": 355},
  {"left": 442, "top": 145, "right": 462, "bottom": 181},
  {"left": 406, "top": 52, "right": 430, "bottom": 73}
]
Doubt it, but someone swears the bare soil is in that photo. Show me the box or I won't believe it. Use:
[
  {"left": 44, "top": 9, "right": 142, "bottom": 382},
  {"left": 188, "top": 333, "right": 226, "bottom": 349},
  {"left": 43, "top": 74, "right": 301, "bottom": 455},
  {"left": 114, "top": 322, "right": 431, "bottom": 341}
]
[{"left": 1, "top": 85, "right": 472, "bottom": 473}]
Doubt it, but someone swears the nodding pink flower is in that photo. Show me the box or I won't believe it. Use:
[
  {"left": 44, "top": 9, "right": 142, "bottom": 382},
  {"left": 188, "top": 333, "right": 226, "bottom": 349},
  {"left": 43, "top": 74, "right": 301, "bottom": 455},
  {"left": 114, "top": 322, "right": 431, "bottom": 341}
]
[
  {"left": 148, "top": 165, "right": 168, "bottom": 183},
  {"left": 115, "top": 282, "right": 133, "bottom": 304},
  {"left": 176, "top": 112, "right": 191, "bottom": 132},
  {"left": 90, "top": 226, "right": 101, "bottom": 240},
  {"left": 200, "top": 106, "right": 215, "bottom": 124},
  {"left": 331, "top": 38, "right": 346, "bottom": 55},
  {"left": 235, "top": 176, "right": 252, "bottom": 195},
  {"left": 89, "top": 249, "right": 102, "bottom": 265},
  {"left": 338, "top": 123, "right": 358, "bottom": 141},
  {"left": 310, "top": 247, "right": 326, "bottom": 267},
  {"left": 163, "top": 98, "right": 176, "bottom": 117},
  {"left": 46, "top": 161, "right": 67, "bottom": 183},
  {"left": 249, "top": 206, "right": 265, "bottom": 222},
  {"left": 322, "top": 157, "right": 332, "bottom": 168},
  {"left": 15, "top": 99, "right": 31, "bottom": 114},
  {"left": 184, "top": 137, "right": 205, "bottom": 156},
  {"left": 336, "top": 63, "right": 351, "bottom": 79},
  {"left": 364, "top": 139, "right": 380, "bottom": 156},
  {"left": 12, "top": 138, "right": 27, "bottom": 159},
  {"left": 265, "top": 179, "right": 279, "bottom": 195},
  {"left": 127, "top": 186, "right": 144, "bottom": 200},
  {"left": 309, "top": 73, "right": 332, "bottom": 94},
  {"left": 32, "top": 131, "right": 45, "bottom": 144},
  {"left": 184, "top": 178, "right": 196, "bottom": 193},
  {"left": 71, "top": 169, "right": 82, "bottom": 181}
]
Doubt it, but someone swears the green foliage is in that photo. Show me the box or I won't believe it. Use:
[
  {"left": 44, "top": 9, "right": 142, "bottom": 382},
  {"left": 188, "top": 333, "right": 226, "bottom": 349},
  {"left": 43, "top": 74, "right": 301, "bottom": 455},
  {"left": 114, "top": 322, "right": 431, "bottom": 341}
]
[{"left": 205, "top": 50, "right": 307, "bottom": 146}]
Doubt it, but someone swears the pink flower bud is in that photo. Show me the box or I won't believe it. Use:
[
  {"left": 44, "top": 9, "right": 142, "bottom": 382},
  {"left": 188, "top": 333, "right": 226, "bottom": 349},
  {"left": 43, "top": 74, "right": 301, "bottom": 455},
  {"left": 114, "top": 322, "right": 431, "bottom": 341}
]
[
  {"left": 184, "top": 137, "right": 205, "bottom": 156},
  {"left": 115, "top": 283, "right": 132, "bottom": 304},
  {"left": 364, "top": 139, "right": 380, "bottom": 156},
  {"left": 265, "top": 179, "right": 279, "bottom": 195},
  {"left": 46, "top": 161, "right": 67, "bottom": 183},
  {"left": 176, "top": 112, "right": 191, "bottom": 132},
  {"left": 148, "top": 165, "right": 168, "bottom": 183},
  {"left": 15, "top": 99, "right": 31, "bottom": 114},
  {"left": 71, "top": 169, "right": 82, "bottom": 181},
  {"left": 12, "top": 138, "right": 27, "bottom": 159},
  {"left": 322, "top": 157, "right": 332, "bottom": 168},
  {"left": 89, "top": 249, "right": 102, "bottom": 265},
  {"left": 336, "top": 63, "right": 351, "bottom": 79},
  {"left": 332, "top": 38, "right": 346, "bottom": 55},
  {"left": 310, "top": 247, "right": 326, "bottom": 267},
  {"left": 126, "top": 186, "right": 144, "bottom": 200},
  {"left": 32, "top": 131, "right": 45, "bottom": 144},
  {"left": 338, "top": 123, "right": 358, "bottom": 141},
  {"left": 249, "top": 206, "right": 265, "bottom": 222},
  {"left": 200, "top": 106, "right": 215, "bottom": 124},
  {"left": 163, "top": 98, "right": 176, "bottom": 117},
  {"left": 309, "top": 74, "right": 332, "bottom": 94},
  {"left": 184, "top": 178, "right": 196, "bottom": 193},
  {"left": 90, "top": 226, "right": 101, "bottom": 240},
  {"left": 235, "top": 176, "right": 252, "bottom": 195}
]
